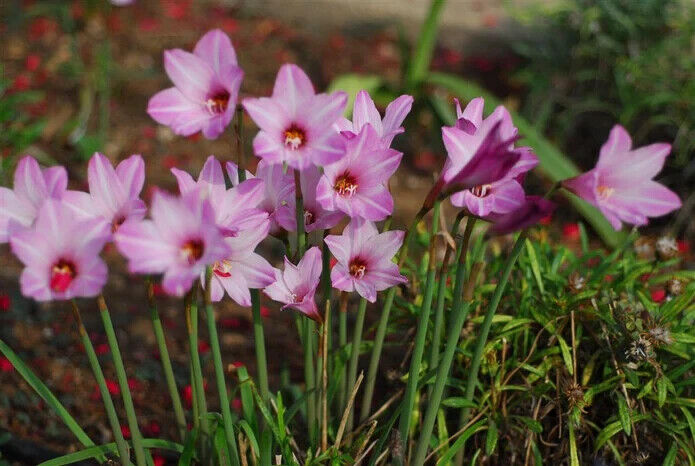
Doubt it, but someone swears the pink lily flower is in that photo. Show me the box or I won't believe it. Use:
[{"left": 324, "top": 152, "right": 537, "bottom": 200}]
[
  {"left": 488, "top": 196, "right": 557, "bottom": 236},
  {"left": 563, "top": 125, "right": 681, "bottom": 230},
  {"left": 316, "top": 125, "right": 402, "bottom": 221},
  {"left": 147, "top": 29, "right": 243, "bottom": 140},
  {"left": 226, "top": 159, "right": 295, "bottom": 236},
  {"left": 114, "top": 190, "right": 231, "bottom": 297},
  {"left": 324, "top": 218, "right": 407, "bottom": 302},
  {"left": 276, "top": 165, "right": 345, "bottom": 233},
  {"left": 450, "top": 149, "right": 538, "bottom": 217},
  {"left": 10, "top": 200, "right": 110, "bottom": 301},
  {"left": 242, "top": 64, "right": 348, "bottom": 171},
  {"left": 334, "top": 90, "right": 413, "bottom": 147},
  {"left": 63, "top": 153, "right": 146, "bottom": 235},
  {"left": 264, "top": 246, "right": 323, "bottom": 322},
  {"left": 0, "top": 156, "right": 67, "bottom": 243},
  {"left": 171, "top": 156, "right": 275, "bottom": 305}
]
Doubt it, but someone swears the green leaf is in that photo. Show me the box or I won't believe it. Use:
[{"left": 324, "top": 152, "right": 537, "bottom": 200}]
[
  {"left": 680, "top": 407, "right": 695, "bottom": 442},
  {"left": 617, "top": 394, "right": 631, "bottom": 436},
  {"left": 594, "top": 414, "right": 649, "bottom": 450},
  {"left": 485, "top": 420, "right": 498, "bottom": 456},
  {"left": 425, "top": 71, "right": 624, "bottom": 247},
  {"left": 405, "top": 0, "right": 446, "bottom": 88},
  {"left": 657, "top": 377, "right": 667, "bottom": 408},
  {"left": 327, "top": 74, "right": 383, "bottom": 117},
  {"left": 663, "top": 442, "right": 678, "bottom": 466},
  {"left": 568, "top": 422, "right": 580, "bottom": 466},
  {"left": 238, "top": 420, "right": 260, "bottom": 458},
  {"left": 436, "top": 419, "right": 486, "bottom": 464},
  {"left": 557, "top": 335, "right": 574, "bottom": 376},
  {"left": 178, "top": 429, "right": 199, "bottom": 466},
  {"left": 38, "top": 439, "right": 183, "bottom": 466},
  {"left": 0, "top": 338, "right": 97, "bottom": 452},
  {"left": 525, "top": 239, "right": 545, "bottom": 294},
  {"left": 441, "top": 397, "right": 478, "bottom": 409}
]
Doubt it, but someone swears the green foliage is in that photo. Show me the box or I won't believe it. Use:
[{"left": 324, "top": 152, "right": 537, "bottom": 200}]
[{"left": 511, "top": 0, "right": 695, "bottom": 189}]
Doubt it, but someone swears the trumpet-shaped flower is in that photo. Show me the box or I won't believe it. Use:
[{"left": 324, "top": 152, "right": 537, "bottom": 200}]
[
  {"left": 563, "top": 125, "right": 681, "bottom": 230},
  {"left": 0, "top": 156, "right": 67, "bottom": 243},
  {"left": 242, "top": 64, "right": 347, "bottom": 170},
  {"left": 324, "top": 218, "right": 406, "bottom": 302},
  {"left": 171, "top": 156, "right": 275, "bottom": 305},
  {"left": 227, "top": 159, "right": 295, "bottom": 236},
  {"left": 487, "top": 196, "right": 556, "bottom": 236},
  {"left": 10, "top": 200, "right": 110, "bottom": 301},
  {"left": 264, "top": 246, "right": 322, "bottom": 321},
  {"left": 334, "top": 90, "right": 413, "bottom": 147},
  {"left": 147, "top": 29, "right": 243, "bottom": 140},
  {"left": 114, "top": 190, "right": 230, "bottom": 296},
  {"left": 63, "top": 153, "right": 146, "bottom": 235},
  {"left": 276, "top": 166, "right": 344, "bottom": 233},
  {"left": 450, "top": 149, "right": 538, "bottom": 217},
  {"left": 317, "top": 125, "right": 401, "bottom": 221}
]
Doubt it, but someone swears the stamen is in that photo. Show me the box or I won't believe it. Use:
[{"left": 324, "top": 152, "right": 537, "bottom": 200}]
[
  {"left": 205, "top": 91, "right": 230, "bottom": 115},
  {"left": 213, "top": 259, "right": 233, "bottom": 278},
  {"left": 112, "top": 215, "right": 126, "bottom": 233},
  {"left": 303, "top": 209, "right": 314, "bottom": 226},
  {"left": 470, "top": 184, "right": 492, "bottom": 198},
  {"left": 597, "top": 185, "right": 615, "bottom": 200},
  {"left": 284, "top": 124, "right": 306, "bottom": 150},
  {"left": 50, "top": 259, "right": 76, "bottom": 292},
  {"left": 334, "top": 173, "right": 358, "bottom": 198},
  {"left": 349, "top": 258, "right": 367, "bottom": 279},
  {"left": 181, "top": 239, "right": 204, "bottom": 265}
]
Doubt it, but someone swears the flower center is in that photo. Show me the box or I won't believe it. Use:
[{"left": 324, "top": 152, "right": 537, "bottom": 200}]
[
  {"left": 205, "top": 91, "right": 230, "bottom": 115},
  {"left": 470, "top": 184, "right": 492, "bottom": 198},
  {"left": 596, "top": 185, "right": 615, "bottom": 200},
  {"left": 50, "top": 259, "right": 76, "bottom": 292},
  {"left": 289, "top": 292, "right": 304, "bottom": 304},
  {"left": 284, "top": 124, "right": 306, "bottom": 150},
  {"left": 334, "top": 172, "right": 358, "bottom": 198},
  {"left": 213, "top": 259, "right": 233, "bottom": 278},
  {"left": 349, "top": 258, "right": 367, "bottom": 279},
  {"left": 181, "top": 239, "right": 204, "bottom": 265},
  {"left": 112, "top": 215, "right": 126, "bottom": 233},
  {"left": 304, "top": 209, "right": 315, "bottom": 226}
]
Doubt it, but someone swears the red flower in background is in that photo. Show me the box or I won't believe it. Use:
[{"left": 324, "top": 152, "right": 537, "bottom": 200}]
[
  {"left": 0, "top": 357, "right": 13, "bottom": 373},
  {"left": 562, "top": 223, "right": 580, "bottom": 241},
  {"left": 0, "top": 293, "right": 10, "bottom": 312}
]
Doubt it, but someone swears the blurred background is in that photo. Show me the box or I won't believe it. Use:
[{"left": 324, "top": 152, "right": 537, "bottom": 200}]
[{"left": 0, "top": 0, "right": 693, "bottom": 462}]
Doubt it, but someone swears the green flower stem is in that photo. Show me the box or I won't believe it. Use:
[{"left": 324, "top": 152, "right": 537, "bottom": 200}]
[
  {"left": 359, "top": 207, "right": 428, "bottom": 421},
  {"left": 204, "top": 268, "right": 241, "bottom": 466},
  {"left": 428, "top": 212, "right": 465, "bottom": 391},
  {"left": 337, "top": 294, "right": 348, "bottom": 410},
  {"left": 294, "top": 170, "right": 306, "bottom": 258},
  {"left": 411, "top": 219, "right": 477, "bottom": 466},
  {"left": 460, "top": 232, "right": 527, "bottom": 421},
  {"left": 185, "top": 289, "right": 209, "bottom": 440},
  {"left": 304, "top": 317, "right": 317, "bottom": 444},
  {"left": 251, "top": 290, "right": 269, "bottom": 401},
  {"left": 346, "top": 297, "right": 368, "bottom": 432},
  {"left": 397, "top": 201, "right": 440, "bottom": 447},
  {"left": 71, "top": 301, "right": 131, "bottom": 465},
  {"left": 145, "top": 280, "right": 186, "bottom": 441},
  {"left": 97, "top": 296, "right": 147, "bottom": 466}
]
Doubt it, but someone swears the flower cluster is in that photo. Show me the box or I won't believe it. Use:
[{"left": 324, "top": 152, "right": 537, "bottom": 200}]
[{"left": 1, "top": 28, "right": 681, "bottom": 321}]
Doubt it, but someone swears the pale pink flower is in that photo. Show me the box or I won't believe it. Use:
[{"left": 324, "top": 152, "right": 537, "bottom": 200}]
[
  {"left": 264, "top": 246, "right": 322, "bottom": 321},
  {"left": 563, "top": 125, "right": 681, "bottom": 230},
  {"left": 10, "top": 200, "right": 110, "bottom": 301},
  {"left": 0, "top": 156, "right": 67, "bottom": 243}
]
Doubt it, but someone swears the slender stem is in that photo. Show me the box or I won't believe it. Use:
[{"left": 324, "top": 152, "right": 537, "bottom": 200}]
[
  {"left": 185, "top": 288, "right": 209, "bottom": 439},
  {"left": 359, "top": 208, "right": 427, "bottom": 420},
  {"left": 235, "top": 105, "right": 245, "bottom": 181},
  {"left": 97, "top": 296, "right": 147, "bottom": 466},
  {"left": 397, "top": 202, "right": 440, "bottom": 447},
  {"left": 146, "top": 280, "right": 186, "bottom": 440},
  {"left": 251, "top": 290, "right": 269, "bottom": 401},
  {"left": 71, "top": 301, "right": 131, "bottom": 465},
  {"left": 304, "top": 317, "right": 317, "bottom": 444},
  {"left": 428, "top": 213, "right": 465, "bottom": 392},
  {"left": 346, "top": 297, "right": 368, "bottom": 432},
  {"left": 411, "top": 222, "right": 478, "bottom": 466},
  {"left": 461, "top": 232, "right": 527, "bottom": 413},
  {"left": 321, "top": 300, "right": 330, "bottom": 452},
  {"left": 338, "top": 294, "right": 348, "bottom": 410},
  {"left": 294, "top": 170, "right": 306, "bottom": 258},
  {"left": 204, "top": 268, "right": 241, "bottom": 466}
]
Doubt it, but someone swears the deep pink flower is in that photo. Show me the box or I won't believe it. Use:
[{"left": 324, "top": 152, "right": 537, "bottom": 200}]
[
  {"left": 316, "top": 125, "right": 402, "bottom": 221},
  {"left": 226, "top": 159, "right": 294, "bottom": 236},
  {"left": 324, "top": 218, "right": 406, "bottom": 302},
  {"left": 114, "top": 190, "right": 230, "bottom": 297},
  {"left": 334, "top": 90, "right": 413, "bottom": 147},
  {"left": 63, "top": 153, "right": 146, "bottom": 235},
  {"left": 147, "top": 29, "right": 243, "bottom": 139},
  {"left": 264, "top": 246, "right": 322, "bottom": 321},
  {"left": 429, "top": 98, "right": 525, "bottom": 204},
  {"left": 563, "top": 125, "right": 681, "bottom": 230},
  {"left": 487, "top": 196, "right": 557, "bottom": 236},
  {"left": 172, "top": 156, "right": 275, "bottom": 305},
  {"left": 0, "top": 156, "right": 67, "bottom": 243},
  {"left": 9, "top": 200, "right": 110, "bottom": 301},
  {"left": 276, "top": 165, "right": 344, "bottom": 233},
  {"left": 242, "top": 64, "right": 347, "bottom": 170}
]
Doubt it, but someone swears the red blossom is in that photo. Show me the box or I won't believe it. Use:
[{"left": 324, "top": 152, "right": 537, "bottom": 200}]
[
  {"left": 121, "top": 425, "right": 131, "bottom": 439},
  {"left": 128, "top": 378, "right": 143, "bottom": 392},
  {"left": 182, "top": 384, "right": 193, "bottom": 407},
  {"left": 678, "top": 240, "right": 690, "bottom": 253},
  {"left": 145, "top": 420, "right": 161, "bottom": 436},
  {"left": 198, "top": 340, "right": 210, "bottom": 354},
  {"left": 95, "top": 343, "right": 110, "bottom": 355},
  {"left": 231, "top": 398, "right": 242, "bottom": 411},
  {"left": 220, "top": 317, "right": 242, "bottom": 329},
  {"left": 0, "top": 357, "right": 13, "bottom": 373},
  {"left": 260, "top": 306, "right": 271, "bottom": 318},
  {"left": 651, "top": 289, "right": 666, "bottom": 303},
  {"left": 562, "top": 223, "right": 580, "bottom": 241},
  {"left": 25, "top": 54, "right": 41, "bottom": 72},
  {"left": 0, "top": 293, "right": 10, "bottom": 312},
  {"left": 106, "top": 379, "right": 120, "bottom": 396},
  {"left": 153, "top": 455, "right": 166, "bottom": 466},
  {"left": 12, "top": 75, "right": 31, "bottom": 92}
]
